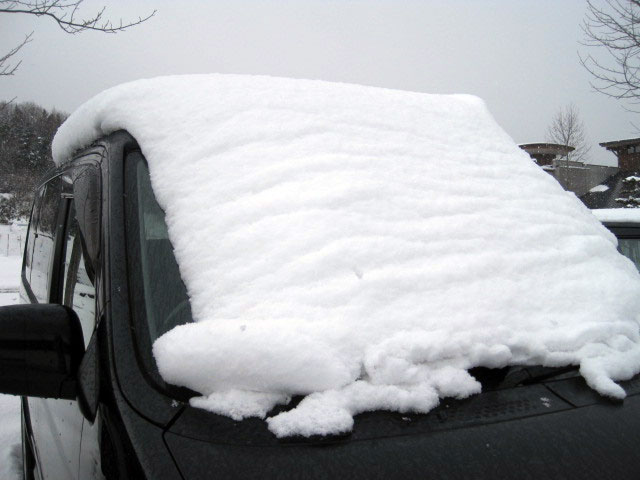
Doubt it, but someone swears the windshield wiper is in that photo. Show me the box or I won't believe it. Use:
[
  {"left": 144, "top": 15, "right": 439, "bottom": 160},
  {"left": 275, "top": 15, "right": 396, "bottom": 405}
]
[
  {"left": 519, "top": 365, "right": 580, "bottom": 385},
  {"left": 470, "top": 365, "right": 580, "bottom": 390}
]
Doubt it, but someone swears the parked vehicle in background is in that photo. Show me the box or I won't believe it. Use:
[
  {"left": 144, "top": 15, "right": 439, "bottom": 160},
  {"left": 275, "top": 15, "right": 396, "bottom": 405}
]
[{"left": 593, "top": 209, "right": 640, "bottom": 271}]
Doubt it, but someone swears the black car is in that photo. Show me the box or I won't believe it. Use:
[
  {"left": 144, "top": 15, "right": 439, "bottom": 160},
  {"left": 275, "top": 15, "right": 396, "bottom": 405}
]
[
  {"left": 1, "top": 131, "right": 640, "bottom": 479},
  {"left": 602, "top": 219, "right": 640, "bottom": 272}
]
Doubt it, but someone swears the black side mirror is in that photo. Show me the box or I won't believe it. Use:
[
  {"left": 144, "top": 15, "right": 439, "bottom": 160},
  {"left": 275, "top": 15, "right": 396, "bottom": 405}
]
[{"left": 0, "top": 304, "right": 84, "bottom": 400}]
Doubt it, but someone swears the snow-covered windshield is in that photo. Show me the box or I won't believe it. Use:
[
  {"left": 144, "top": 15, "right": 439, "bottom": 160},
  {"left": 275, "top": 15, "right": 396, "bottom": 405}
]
[{"left": 53, "top": 75, "right": 640, "bottom": 438}]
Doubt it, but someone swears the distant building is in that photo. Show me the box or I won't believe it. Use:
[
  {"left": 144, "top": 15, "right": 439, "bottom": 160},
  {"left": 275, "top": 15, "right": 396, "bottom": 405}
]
[
  {"left": 581, "top": 138, "right": 640, "bottom": 209},
  {"left": 519, "top": 143, "right": 617, "bottom": 196},
  {"left": 599, "top": 138, "right": 640, "bottom": 171},
  {"left": 519, "top": 143, "right": 574, "bottom": 169}
]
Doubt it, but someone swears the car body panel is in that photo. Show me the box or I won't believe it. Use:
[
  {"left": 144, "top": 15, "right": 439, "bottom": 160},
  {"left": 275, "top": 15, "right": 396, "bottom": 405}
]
[{"left": 166, "top": 392, "right": 640, "bottom": 479}]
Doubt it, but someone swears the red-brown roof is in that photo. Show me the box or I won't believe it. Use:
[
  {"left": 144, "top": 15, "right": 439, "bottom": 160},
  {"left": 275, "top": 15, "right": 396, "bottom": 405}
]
[{"left": 599, "top": 138, "right": 640, "bottom": 150}]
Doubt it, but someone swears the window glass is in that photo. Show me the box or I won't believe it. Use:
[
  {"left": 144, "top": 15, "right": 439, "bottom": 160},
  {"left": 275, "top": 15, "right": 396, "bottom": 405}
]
[
  {"left": 130, "top": 158, "right": 192, "bottom": 345},
  {"left": 618, "top": 238, "right": 640, "bottom": 271},
  {"left": 62, "top": 202, "right": 96, "bottom": 347},
  {"left": 30, "top": 178, "right": 61, "bottom": 303},
  {"left": 24, "top": 188, "right": 44, "bottom": 283}
]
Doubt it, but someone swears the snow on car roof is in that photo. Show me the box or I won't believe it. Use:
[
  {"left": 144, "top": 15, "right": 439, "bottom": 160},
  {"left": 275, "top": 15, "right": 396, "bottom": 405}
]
[
  {"left": 592, "top": 208, "right": 640, "bottom": 224},
  {"left": 53, "top": 75, "right": 640, "bottom": 437}
]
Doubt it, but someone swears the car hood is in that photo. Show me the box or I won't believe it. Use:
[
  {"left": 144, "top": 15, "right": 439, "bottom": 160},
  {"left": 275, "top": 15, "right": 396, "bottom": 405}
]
[{"left": 163, "top": 375, "right": 640, "bottom": 479}]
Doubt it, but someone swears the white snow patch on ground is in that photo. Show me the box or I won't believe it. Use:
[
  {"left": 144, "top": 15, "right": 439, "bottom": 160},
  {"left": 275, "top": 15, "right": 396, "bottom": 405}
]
[
  {"left": 0, "top": 224, "right": 26, "bottom": 258},
  {"left": 53, "top": 75, "right": 640, "bottom": 437},
  {"left": 0, "top": 256, "right": 23, "bottom": 480},
  {"left": 0, "top": 395, "right": 21, "bottom": 480},
  {"left": 592, "top": 208, "right": 640, "bottom": 224},
  {"left": 589, "top": 184, "right": 609, "bottom": 193},
  {"left": 0, "top": 256, "right": 22, "bottom": 290}
]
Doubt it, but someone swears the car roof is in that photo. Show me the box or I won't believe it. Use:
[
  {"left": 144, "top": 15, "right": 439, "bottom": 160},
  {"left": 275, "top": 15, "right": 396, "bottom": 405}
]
[{"left": 592, "top": 208, "right": 640, "bottom": 225}]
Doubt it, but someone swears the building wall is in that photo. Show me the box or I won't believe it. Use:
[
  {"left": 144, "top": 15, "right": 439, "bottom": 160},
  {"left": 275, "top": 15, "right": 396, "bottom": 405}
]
[
  {"left": 551, "top": 162, "right": 618, "bottom": 196},
  {"left": 616, "top": 151, "right": 640, "bottom": 171},
  {"left": 585, "top": 164, "right": 620, "bottom": 189}
]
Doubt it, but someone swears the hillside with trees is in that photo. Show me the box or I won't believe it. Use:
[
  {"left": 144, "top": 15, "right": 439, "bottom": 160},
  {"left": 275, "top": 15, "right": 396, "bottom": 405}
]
[{"left": 0, "top": 101, "right": 66, "bottom": 222}]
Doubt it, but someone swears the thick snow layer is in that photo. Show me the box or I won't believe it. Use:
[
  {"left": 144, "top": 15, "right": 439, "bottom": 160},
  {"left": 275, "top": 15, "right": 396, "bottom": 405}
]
[
  {"left": 589, "top": 184, "right": 609, "bottom": 193},
  {"left": 593, "top": 208, "right": 640, "bottom": 224},
  {"left": 53, "top": 75, "right": 640, "bottom": 437}
]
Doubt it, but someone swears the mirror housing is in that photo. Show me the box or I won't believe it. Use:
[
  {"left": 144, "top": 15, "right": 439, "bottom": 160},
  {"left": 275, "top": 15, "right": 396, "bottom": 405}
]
[{"left": 0, "top": 304, "right": 84, "bottom": 400}]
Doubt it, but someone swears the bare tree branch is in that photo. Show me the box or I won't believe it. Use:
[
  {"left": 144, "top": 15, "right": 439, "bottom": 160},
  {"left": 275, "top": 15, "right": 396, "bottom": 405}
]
[
  {"left": 1, "top": 0, "right": 154, "bottom": 76},
  {"left": 0, "top": 96, "right": 16, "bottom": 111},
  {"left": 0, "top": 32, "right": 31, "bottom": 76},
  {"left": 580, "top": 0, "right": 640, "bottom": 106}
]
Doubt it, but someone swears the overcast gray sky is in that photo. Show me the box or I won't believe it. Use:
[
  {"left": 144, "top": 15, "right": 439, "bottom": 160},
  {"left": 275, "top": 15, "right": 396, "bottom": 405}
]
[{"left": 1, "top": 0, "right": 635, "bottom": 165}]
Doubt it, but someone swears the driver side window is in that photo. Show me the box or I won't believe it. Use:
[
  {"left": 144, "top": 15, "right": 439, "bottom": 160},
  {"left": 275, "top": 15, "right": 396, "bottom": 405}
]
[{"left": 61, "top": 201, "right": 96, "bottom": 348}]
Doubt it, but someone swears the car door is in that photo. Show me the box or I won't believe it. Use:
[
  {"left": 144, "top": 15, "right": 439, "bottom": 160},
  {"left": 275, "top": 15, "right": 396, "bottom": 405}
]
[
  {"left": 22, "top": 175, "right": 80, "bottom": 480},
  {"left": 24, "top": 163, "right": 99, "bottom": 480}
]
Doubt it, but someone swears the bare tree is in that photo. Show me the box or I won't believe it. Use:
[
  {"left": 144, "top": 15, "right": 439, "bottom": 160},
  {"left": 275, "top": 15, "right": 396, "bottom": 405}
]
[
  {"left": 581, "top": 0, "right": 640, "bottom": 107},
  {"left": 546, "top": 104, "right": 591, "bottom": 190},
  {"left": 1, "top": 0, "right": 155, "bottom": 76}
]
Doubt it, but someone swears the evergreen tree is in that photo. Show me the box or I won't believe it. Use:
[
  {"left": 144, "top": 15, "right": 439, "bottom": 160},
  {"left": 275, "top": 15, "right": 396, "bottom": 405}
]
[{"left": 0, "top": 101, "right": 67, "bottom": 222}]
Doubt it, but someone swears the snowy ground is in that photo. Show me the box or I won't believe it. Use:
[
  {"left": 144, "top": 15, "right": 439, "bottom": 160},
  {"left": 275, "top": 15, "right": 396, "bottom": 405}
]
[
  {"left": 0, "top": 255, "right": 23, "bottom": 480},
  {"left": 0, "top": 224, "right": 26, "bottom": 258}
]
